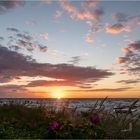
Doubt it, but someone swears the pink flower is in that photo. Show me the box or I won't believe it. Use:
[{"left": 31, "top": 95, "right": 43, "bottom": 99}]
[
  {"left": 90, "top": 114, "right": 101, "bottom": 124},
  {"left": 49, "top": 121, "right": 61, "bottom": 131}
]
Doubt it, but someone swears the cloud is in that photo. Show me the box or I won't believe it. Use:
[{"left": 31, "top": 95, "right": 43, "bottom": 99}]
[
  {"left": 0, "top": 85, "right": 27, "bottom": 98},
  {"left": 59, "top": 0, "right": 76, "bottom": 15},
  {"left": 59, "top": 0, "right": 104, "bottom": 21},
  {"left": 66, "top": 87, "right": 131, "bottom": 93},
  {"left": 54, "top": 10, "right": 63, "bottom": 18},
  {"left": 90, "top": 24, "right": 102, "bottom": 33},
  {"left": 86, "top": 21, "right": 93, "bottom": 27},
  {"left": 128, "top": 40, "right": 140, "bottom": 50},
  {"left": 116, "top": 57, "right": 127, "bottom": 64},
  {"left": 17, "top": 33, "right": 32, "bottom": 41},
  {"left": 112, "top": 12, "right": 127, "bottom": 22},
  {"left": 117, "top": 40, "right": 140, "bottom": 75},
  {"left": 0, "top": 46, "right": 113, "bottom": 87},
  {"left": 128, "top": 16, "right": 140, "bottom": 25},
  {"left": 0, "top": 84, "right": 49, "bottom": 98},
  {"left": 40, "top": 0, "right": 52, "bottom": 5},
  {"left": 0, "top": 1, "right": 25, "bottom": 14},
  {"left": 76, "top": 9, "right": 104, "bottom": 20},
  {"left": 0, "top": 36, "right": 4, "bottom": 41},
  {"left": 39, "top": 33, "right": 49, "bottom": 41},
  {"left": 38, "top": 45, "right": 48, "bottom": 52},
  {"left": 68, "top": 56, "right": 81, "bottom": 65},
  {"left": 86, "top": 31, "right": 94, "bottom": 44},
  {"left": 27, "top": 80, "right": 77, "bottom": 87},
  {"left": 85, "top": 22, "right": 102, "bottom": 44},
  {"left": 6, "top": 28, "right": 48, "bottom": 53},
  {"left": 117, "top": 79, "right": 140, "bottom": 84},
  {"left": 81, "top": 0, "right": 97, "bottom": 9},
  {"left": 7, "top": 27, "right": 19, "bottom": 32},
  {"left": 110, "top": 12, "right": 140, "bottom": 34},
  {"left": 121, "top": 47, "right": 131, "bottom": 55},
  {"left": 47, "top": 49, "right": 64, "bottom": 57},
  {"left": 25, "top": 19, "right": 37, "bottom": 26},
  {"left": 106, "top": 23, "right": 132, "bottom": 34},
  {"left": 59, "top": 0, "right": 104, "bottom": 44},
  {"left": 68, "top": 54, "right": 89, "bottom": 65}
]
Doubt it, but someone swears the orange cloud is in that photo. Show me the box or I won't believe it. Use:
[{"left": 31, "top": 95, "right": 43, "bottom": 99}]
[
  {"left": 116, "top": 57, "right": 126, "bottom": 64},
  {"left": 121, "top": 47, "right": 130, "bottom": 54},
  {"left": 117, "top": 40, "right": 140, "bottom": 76},
  {"left": 76, "top": 9, "right": 103, "bottom": 20},
  {"left": 59, "top": 0, "right": 76, "bottom": 14},
  {"left": 59, "top": 0, "right": 103, "bottom": 21},
  {"left": 106, "top": 24, "right": 132, "bottom": 34},
  {"left": 86, "top": 32, "right": 94, "bottom": 44}
]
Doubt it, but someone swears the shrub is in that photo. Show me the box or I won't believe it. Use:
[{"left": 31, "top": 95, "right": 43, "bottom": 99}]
[{"left": 0, "top": 98, "right": 139, "bottom": 139}]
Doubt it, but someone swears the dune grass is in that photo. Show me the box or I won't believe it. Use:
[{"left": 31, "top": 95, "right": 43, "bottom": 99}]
[{"left": 0, "top": 99, "right": 139, "bottom": 139}]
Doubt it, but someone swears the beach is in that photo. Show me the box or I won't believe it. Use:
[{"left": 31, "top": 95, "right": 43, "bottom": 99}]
[{"left": 0, "top": 98, "right": 140, "bottom": 112}]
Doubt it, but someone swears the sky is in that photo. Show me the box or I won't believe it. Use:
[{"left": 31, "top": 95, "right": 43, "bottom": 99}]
[{"left": 0, "top": 0, "right": 140, "bottom": 98}]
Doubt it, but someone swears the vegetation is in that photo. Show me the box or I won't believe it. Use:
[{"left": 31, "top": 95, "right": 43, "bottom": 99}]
[{"left": 0, "top": 99, "right": 139, "bottom": 139}]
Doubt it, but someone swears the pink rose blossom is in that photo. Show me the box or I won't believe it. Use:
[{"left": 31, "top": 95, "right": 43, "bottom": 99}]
[{"left": 90, "top": 114, "right": 101, "bottom": 124}]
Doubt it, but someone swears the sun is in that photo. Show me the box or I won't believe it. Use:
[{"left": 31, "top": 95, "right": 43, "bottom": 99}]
[{"left": 52, "top": 89, "right": 64, "bottom": 99}]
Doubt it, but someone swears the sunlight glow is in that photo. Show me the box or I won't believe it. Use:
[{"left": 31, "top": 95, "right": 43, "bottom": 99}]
[{"left": 51, "top": 89, "right": 64, "bottom": 99}]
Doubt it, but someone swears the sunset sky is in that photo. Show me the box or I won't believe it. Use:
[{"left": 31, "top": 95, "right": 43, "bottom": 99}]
[{"left": 0, "top": 0, "right": 140, "bottom": 98}]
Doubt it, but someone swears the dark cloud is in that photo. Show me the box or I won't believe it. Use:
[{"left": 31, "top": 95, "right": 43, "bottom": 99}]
[
  {"left": 66, "top": 87, "right": 131, "bottom": 93},
  {"left": 7, "top": 27, "right": 19, "bottom": 32},
  {"left": 77, "top": 83, "right": 94, "bottom": 89},
  {"left": 0, "top": 84, "right": 47, "bottom": 98},
  {"left": 117, "top": 40, "right": 140, "bottom": 75},
  {"left": 0, "top": 1, "right": 25, "bottom": 14},
  {"left": 0, "top": 36, "right": 4, "bottom": 41},
  {"left": 38, "top": 45, "right": 48, "bottom": 52},
  {"left": 127, "top": 15, "right": 140, "bottom": 25},
  {"left": 110, "top": 12, "right": 140, "bottom": 34},
  {"left": 27, "top": 80, "right": 77, "bottom": 87},
  {"left": 68, "top": 56, "right": 81, "bottom": 65},
  {"left": 128, "top": 40, "right": 140, "bottom": 50},
  {"left": 0, "top": 45, "right": 34, "bottom": 82},
  {"left": 112, "top": 12, "right": 127, "bottom": 22},
  {"left": 90, "top": 24, "right": 102, "bottom": 33},
  {"left": 0, "top": 75, "right": 19, "bottom": 83},
  {"left": 6, "top": 28, "right": 48, "bottom": 53},
  {"left": 0, "top": 45, "right": 113, "bottom": 86},
  {"left": 27, "top": 80, "right": 96, "bottom": 88},
  {"left": 0, "top": 45, "right": 34, "bottom": 69},
  {"left": 17, "top": 33, "right": 32, "bottom": 41},
  {"left": 117, "top": 79, "right": 140, "bottom": 84}
]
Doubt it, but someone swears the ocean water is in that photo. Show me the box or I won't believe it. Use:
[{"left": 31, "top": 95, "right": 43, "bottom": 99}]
[{"left": 0, "top": 98, "right": 140, "bottom": 112}]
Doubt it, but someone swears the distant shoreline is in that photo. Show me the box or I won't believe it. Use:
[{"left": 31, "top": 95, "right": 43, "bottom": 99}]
[{"left": 0, "top": 97, "right": 139, "bottom": 99}]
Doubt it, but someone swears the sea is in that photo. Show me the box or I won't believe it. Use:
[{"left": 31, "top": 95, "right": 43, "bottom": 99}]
[{"left": 0, "top": 98, "right": 140, "bottom": 113}]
